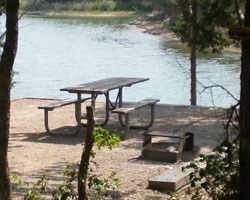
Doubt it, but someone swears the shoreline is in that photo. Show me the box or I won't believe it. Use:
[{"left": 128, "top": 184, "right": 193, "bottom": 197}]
[
  {"left": 11, "top": 96, "right": 228, "bottom": 110},
  {"left": 22, "top": 10, "right": 241, "bottom": 53},
  {"left": 22, "top": 10, "right": 142, "bottom": 18}
]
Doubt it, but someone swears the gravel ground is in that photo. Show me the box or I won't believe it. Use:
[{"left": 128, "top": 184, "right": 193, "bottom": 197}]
[{"left": 9, "top": 97, "right": 226, "bottom": 199}]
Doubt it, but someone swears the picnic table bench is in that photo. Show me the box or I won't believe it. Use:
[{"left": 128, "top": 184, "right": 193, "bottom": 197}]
[
  {"left": 111, "top": 99, "right": 159, "bottom": 139},
  {"left": 38, "top": 97, "right": 91, "bottom": 136}
]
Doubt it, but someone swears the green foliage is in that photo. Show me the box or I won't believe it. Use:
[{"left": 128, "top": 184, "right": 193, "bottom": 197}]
[
  {"left": 10, "top": 172, "right": 24, "bottom": 190},
  {"left": 0, "top": 0, "right": 5, "bottom": 11},
  {"left": 152, "top": 0, "right": 178, "bottom": 16},
  {"left": 70, "top": 2, "right": 85, "bottom": 11},
  {"left": 183, "top": 137, "right": 239, "bottom": 200},
  {"left": 24, "top": 172, "right": 50, "bottom": 200},
  {"left": 10, "top": 172, "right": 24, "bottom": 185},
  {"left": 24, "top": 189, "right": 43, "bottom": 200},
  {"left": 86, "top": 127, "right": 120, "bottom": 198},
  {"left": 20, "top": 0, "right": 116, "bottom": 11},
  {"left": 115, "top": 0, "right": 153, "bottom": 11},
  {"left": 169, "top": 192, "right": 179, "bottom": 200},
  {"left": 88, "top": 171, "right": 121, "bottom": 197},
  {"left": 171, "top": 0, "right": 243, "bottom": 53},
  {"left": 37, "top": 173, "right": 50, "bottom": 193},
  {"left": 20, "top": 0, "right": 153, "bottom": 12},
  {"left": 11, "top": 70, "right": 19, "bottom": 88},
  {"left": 93, "top": 126, "right": 120, "bottom": 150},
  {"left": 191, "top": 188, "right": 202, "bottom": 200},
  {"left": 85, "top": 0, "right": 116, "bottom": 11},
  {"left": 52, "top": 162, "right": 77, "bottom": 200},
  {"left": 19, "top": 0, "right": 35, "bottom": 10}
]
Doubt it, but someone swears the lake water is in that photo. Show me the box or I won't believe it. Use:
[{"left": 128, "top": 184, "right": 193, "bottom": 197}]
[{"left": 11, "top": 16, "right": 241, "bottom": 107}]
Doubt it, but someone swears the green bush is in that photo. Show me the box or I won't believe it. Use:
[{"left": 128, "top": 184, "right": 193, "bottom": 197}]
[
  {"left": 183, "top": 139, "right": 239, "bottom": 199},
  {"left": 20, "top": 0, "right": 80, "bottom": 11},
  {"left": 20, "top": 0, "right": 55, "bottom": 11},
  {"left": 84, "top": 0, "right": 116, "bottom": 11},
  {"left": 71, "top": 2, "right": 85, "bottom": 11},
  {"left": 115, "top": 0, "right": 153, "bottom": 11},
  {"left": 19, "top": 0, "right": 34, "bottom": 10},
  {"left": 183, "top": 107, "right": 239, "bottom": 199},
  {"left": 20, "top": 0, "right": 153, "bottom": 12},
  {"left": 52, "top": 2, "right": 75, "bottom": 12}
]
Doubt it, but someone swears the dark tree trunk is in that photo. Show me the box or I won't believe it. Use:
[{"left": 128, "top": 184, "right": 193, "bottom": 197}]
[
  {"left": 0, "top": 0, "right": 19, "bottom": 199},
  {"left": 190, "top": 0, "right": 197, "bottom": 106},
  {"left": 239, "top": 1, "right": 250, "bottom": 199},
  {"left": 78, "top": 106, "right": 95, "bottom": 200}
]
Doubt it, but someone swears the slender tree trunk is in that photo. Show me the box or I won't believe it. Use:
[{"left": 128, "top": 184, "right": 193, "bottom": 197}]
[
  {"left": 78, "top": 106, "right": 95, "bottom": 200},
  {"left": 0, "top": 0, "right": 19, "bottom": 199},
  {"left": 190, "top": 0, "right": 197, "bottom": 106},
  {"left": 239, "top": 1, "right": 250, "bottom": 199}
]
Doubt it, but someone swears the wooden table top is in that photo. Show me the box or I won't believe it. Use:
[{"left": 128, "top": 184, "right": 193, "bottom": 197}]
[{"left": 60, "top": 77, "right": 149, "bottom": 94}]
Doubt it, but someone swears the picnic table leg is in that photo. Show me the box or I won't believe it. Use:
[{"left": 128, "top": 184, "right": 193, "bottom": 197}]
[
  {"left": 119, "top": 103, "right": 157, "bottom": 130},
  {"left": 44, "top": 108, "right": 81, "bottom": 136},
  {"left": 75, "top": 93, "right": 82, "bottom": 127},
  {"left": 44, "top": 109, "right": 51, "bottom": 135},
  {"left": 120, "top": 114, "right": 129, "bottom": 140},
  {"left": 98, "top": 92, "right": 109, "bottom": 126},
  {"left": 85, "top": 93, "right": 110, "bottom": 127},
  {"left": 142, "top": 103, "right": 156, "bottom": 128},
  {"left": 118, "top": 88, "right": 124, "bottom": 125},
  {"left": 96, "top": 88, "right": 123, "bottom": 127},
  {"left": 91, "top": 93, "right": 96, "bottom": 115}
]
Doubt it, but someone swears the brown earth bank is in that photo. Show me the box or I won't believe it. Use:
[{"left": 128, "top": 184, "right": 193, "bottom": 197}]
[{"left": 9, "top": 97, "right": 227, "bottom": 199}]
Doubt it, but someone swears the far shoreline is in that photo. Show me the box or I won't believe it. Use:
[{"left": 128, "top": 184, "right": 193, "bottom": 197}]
[
  {"left": 21, "top": 10, "right": 241, "bottom": 54},
  {"left": 21, "top": 10, "right": 143, "bottom": 18}
]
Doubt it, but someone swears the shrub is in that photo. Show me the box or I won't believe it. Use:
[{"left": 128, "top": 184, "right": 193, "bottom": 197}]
[
  {"left": 84, "top": 0, "right": 116, "bottom": 11},
  {"left": 20, "top": 0, "right": 153, "bottom": 12},
  {"left": 115, "top": 0, "right": 153, "bottom": 11},
  {"left": 71, "top": 2, "right": 85, "bottom": 11},
  {"left": 183, "top": 104, "right": 240, "bottom": 199},
  {"left": 184, "top": 138, "right": 239, "bottom": 199}
]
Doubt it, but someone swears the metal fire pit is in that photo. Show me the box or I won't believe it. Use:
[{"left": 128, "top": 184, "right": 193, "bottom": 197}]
[{"left": 141, "top": 131, "right": 200, "bottom": 163}]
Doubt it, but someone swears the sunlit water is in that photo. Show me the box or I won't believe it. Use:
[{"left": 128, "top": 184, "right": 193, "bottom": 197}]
[{"left": 10, "top": 16, "right": 240, "bottom": 107}]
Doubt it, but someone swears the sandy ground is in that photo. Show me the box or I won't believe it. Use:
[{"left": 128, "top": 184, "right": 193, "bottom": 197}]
[{"left": 9, "top": 97, "right": 227, "bottom": 199}]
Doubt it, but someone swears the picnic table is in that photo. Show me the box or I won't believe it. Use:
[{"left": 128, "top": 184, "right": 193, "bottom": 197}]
[
  {"left": 60, "top": 77, "right": 149, "bottom": 126},
  {"left": 39, "top": 77, "right": 159, "bottom": 137}
]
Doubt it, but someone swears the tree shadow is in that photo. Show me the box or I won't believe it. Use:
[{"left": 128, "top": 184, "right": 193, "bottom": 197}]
[
  {"left": 11, "top": 160, "right": 139, "bottom": 199},
  {"left": 11, "top": 126, "right": 86, "bottom": 146}
]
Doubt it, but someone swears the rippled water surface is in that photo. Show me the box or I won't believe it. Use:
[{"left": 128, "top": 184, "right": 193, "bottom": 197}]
[{"left": 12, "top": 16, "right": 240, "bottom": 107}]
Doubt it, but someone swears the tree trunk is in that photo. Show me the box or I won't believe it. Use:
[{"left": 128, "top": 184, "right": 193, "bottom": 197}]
[
  {"left": 239, "top": 1, "right": 250, "bottom": 199},
  {"left": 0, "top": 0, "right": 19, "bottom": 199},
  {"left": 78, "top": 106, "right": 95, "bottom": 200},
  {"left": 190, "top": 0, "right": 197, "bottom": 106}
]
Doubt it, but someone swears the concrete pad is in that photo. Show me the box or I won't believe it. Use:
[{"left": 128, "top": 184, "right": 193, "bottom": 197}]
[{"left": 148, "top": 169, "right": 192, "bottom": 192}]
